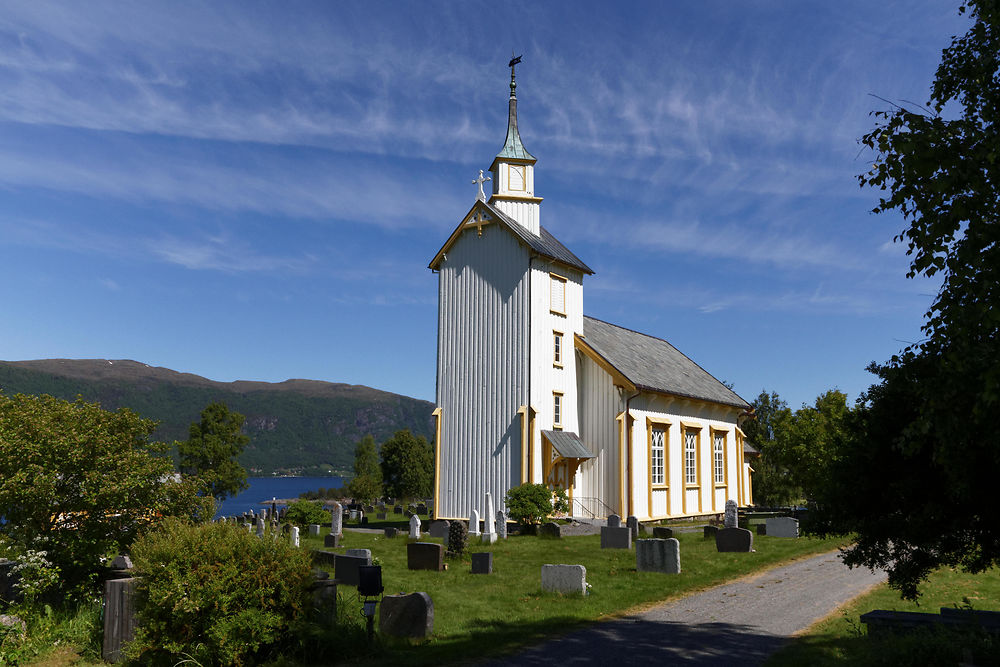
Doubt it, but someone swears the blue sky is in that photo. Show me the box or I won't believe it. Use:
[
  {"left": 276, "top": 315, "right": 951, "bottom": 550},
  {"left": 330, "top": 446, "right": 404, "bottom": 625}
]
[{"left": 0, "top": 2, "right": 968, "bottom": 410}]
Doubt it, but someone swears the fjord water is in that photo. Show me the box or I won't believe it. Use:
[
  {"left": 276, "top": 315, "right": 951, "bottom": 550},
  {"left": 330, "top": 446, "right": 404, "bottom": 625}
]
[{"left": 214, "top": 476, "right": 345, "bottom": 518}]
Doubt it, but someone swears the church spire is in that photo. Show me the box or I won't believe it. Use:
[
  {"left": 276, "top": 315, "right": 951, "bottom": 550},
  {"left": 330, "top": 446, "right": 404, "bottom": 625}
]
[{"left": 496, "top": 54, "right": 535, "bottom": 162}]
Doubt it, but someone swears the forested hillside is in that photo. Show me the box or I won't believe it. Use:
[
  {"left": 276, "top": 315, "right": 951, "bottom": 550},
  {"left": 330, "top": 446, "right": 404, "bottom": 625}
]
[{"left": 0, "top": 359, "right": 434, "bottom": 476}]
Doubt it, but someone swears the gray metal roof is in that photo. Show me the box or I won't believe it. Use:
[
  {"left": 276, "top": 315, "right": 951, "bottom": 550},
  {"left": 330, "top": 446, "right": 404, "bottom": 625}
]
[
  {"left": 541, "top": 430, "right": 595, "bottom": 459},
  {"left": 496, "top": 96, "right": 535, "bottom": 161},
  {"left": 485, "top": 202, "right": 593, "bottom": 274},
  {"left": 581, "top": 316, "right": 750, "bottom": 409}
]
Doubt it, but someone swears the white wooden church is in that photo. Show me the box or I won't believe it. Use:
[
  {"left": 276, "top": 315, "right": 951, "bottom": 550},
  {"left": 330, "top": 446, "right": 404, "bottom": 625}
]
[{"left": 430, "top": 61, "right": 753, "bottom": 522}]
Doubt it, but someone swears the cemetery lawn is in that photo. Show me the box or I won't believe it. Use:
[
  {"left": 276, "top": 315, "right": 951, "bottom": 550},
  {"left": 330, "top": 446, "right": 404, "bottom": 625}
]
[
  {"left": 765, "top": 566, "right": 1000, "bottom": 666},
  {"left": 305, "top": 530, "right": 847, "bottom": 666}
]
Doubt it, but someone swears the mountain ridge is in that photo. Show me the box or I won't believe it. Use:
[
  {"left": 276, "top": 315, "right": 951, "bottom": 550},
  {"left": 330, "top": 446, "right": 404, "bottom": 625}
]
[{"left": 0, "top": 359, "right": 435, "bottom": 476}]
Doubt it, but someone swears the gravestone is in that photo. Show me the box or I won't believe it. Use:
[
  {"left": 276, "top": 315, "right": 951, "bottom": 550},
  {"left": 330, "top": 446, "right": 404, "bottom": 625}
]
[
  {"left": 429, "top": 520, "right": 450, "bottom": 540},
  {"left": 703, "top": 525, "right": 718, "bottom": 539},
  {"left": 331, "top": 502, "right": 343, "bottom": 535},
  {"left": 365, "top": 505, "right": 375, "bottom": 513},
  {"left": 724, "top": 499, "right": 739, "bottom": 529},
  {"left": 255, "top": 518, "right": 265, "bottom": 538},
  {"left": 539, "top": 522, "right": 562, "bottom": 539},
  {"left": 416, "top": 504, "right": 428, "bottom": 515},
  {"left": 756, "top": 524, "right": 767, "bottom": 536},
  {"left": 607, "top": 514, "right": 622, "bottom": 528},
  {"left": 471, "top": 552, "right": 493, "bottom": 574},
  {"left": 600, "top": 526, "right": 632, "bottom": 549},
  {"left": 626, "top": 516, "right": 639, "bottom": 541},
  {"left": 409, "top": 515, "right": 422, "bottom": 539},
  {"left": 282, "top": 523, "right": 291, "bottom": 534},
  {"left": 309, "top": 524, "right": 321, "bottom": 537},
  {"left": 384, "top": 527, "right": 398, "bottom": 538},
  {"left": 407, "top": 542, "right": 445, "bottom": 571},
  {"left": 469, "top": 509, "right": 481, "bottom": 536},
  {"left": 482, "top": 492, "right": 497, "bottom": 544},
  {"left": 244, "top": 522, "right": 253, "bottom": 533},
  {"left": 361, "top": 517, "right": 369, "bottom": 526},
  {"left": 496, "top": 510, "right": 508, "bottom": 539},
  {"left": 635, "top": 537, "right": 681, "bottom": 574},
  {"left": 312, "top": 550, "right": 337, "bottom": 566},
  {"left": 324, "top": 533, "right": 341, "bottom": 548},
  {"left": 349, "top": 509, "right": 358, "bottom": 521},
  {"left": 334, "top": 553, "right": 371, "bottom": 586},
  {"left": 636, "top": 538, "right": 681, "bottom": 574},
  {"left": 653, "top": 526, "right": 673, "bottom": 539},
  {"left": 345, "top": 548, "right": 371, "bottom": 560},
  {"left": 716, "top": 527, "right": 754, "bottom": 553},
  {"left": 290, "top": 526, "right": 300, "bottom": 548},
  {"left": 379, "top": 592, "right": 434, "bottom": 638},
  {"left": 541, "top": 564, "right": 587, "bottom": 595},
  {"left": 394, "top": 506, "right": 403, "bottom": 514},
  {"left": 765, "top": 517, "right": 799, "bottom": 537},
  {"left": 377, "top": 512, "right": 387, "bottom": 520}
]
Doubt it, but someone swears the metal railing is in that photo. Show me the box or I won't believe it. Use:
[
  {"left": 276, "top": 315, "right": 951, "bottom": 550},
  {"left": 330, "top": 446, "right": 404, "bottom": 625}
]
[{"left": 569, "top": 496, "right": 617, "bottom": 520}]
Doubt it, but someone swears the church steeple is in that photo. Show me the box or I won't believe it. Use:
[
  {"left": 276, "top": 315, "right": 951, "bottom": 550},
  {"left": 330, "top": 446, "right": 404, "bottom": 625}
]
[
  {"left": 496, "top": 56, "right": 535, "bottom": 162},
  {"left": 489, "top": 55, "right": 542, "bottom": 235}
]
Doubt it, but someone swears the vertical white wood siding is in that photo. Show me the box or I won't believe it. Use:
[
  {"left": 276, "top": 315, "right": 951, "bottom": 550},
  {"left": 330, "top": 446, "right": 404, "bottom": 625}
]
[
  {"left": 575, "top": 351, "right": 623, "bottom": 516},
  {"left": 435, "top": 225, "right": 530, "bottom": 519}
]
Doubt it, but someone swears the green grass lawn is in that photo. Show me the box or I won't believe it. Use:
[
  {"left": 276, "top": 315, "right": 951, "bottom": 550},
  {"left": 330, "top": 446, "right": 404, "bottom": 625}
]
[
  {"left": 305, "top": 529, "right": 846, "bottom": 666},
  {"left": 766, "top": 566, "right": 1000, "bottom": 667}
]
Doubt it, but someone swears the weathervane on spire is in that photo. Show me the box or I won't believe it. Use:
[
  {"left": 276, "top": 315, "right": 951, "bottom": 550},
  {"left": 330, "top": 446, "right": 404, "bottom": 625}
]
[
  {"left": 472, "top": 169, "right": 491, "bottom": 202},
  {"left": 509, "top": 52, "right": 522, "bottom": 96}
]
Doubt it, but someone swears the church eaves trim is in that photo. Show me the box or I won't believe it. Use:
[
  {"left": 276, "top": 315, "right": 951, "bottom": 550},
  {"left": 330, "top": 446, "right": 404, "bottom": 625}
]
[{"left": 428, "top": 200, "right": 593, "bottom": 275}]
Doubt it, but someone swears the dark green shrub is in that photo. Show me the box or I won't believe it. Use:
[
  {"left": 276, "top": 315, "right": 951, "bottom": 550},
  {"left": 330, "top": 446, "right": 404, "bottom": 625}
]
[
  {"left": 504, "top": 483, "right": 568, "bottom": 526},
  {"left": 448, "top": 520, "right": 468, "bottom": 556},
  {"left": 284, "top": 499, "right": 329, "bottom": 527},
  {"left": 130, "top": 518, "right": 313, "bottom": 666}
]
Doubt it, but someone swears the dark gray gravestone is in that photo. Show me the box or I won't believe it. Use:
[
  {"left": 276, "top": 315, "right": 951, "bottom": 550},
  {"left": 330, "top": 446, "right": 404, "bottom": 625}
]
[
  {"left": 600, "top": 526, "right": 632, "bottom": 549},
  {"left": 407, "top": 542, "right": 445, "bottom": 571},
  {"left": 429, "top": 520, "right": 451, "bottom": 539},
  {"left": 716, "top": 527, "right": 754, "bottom": 552},
  {"left": 626, "top": 516, "right": 639, "bottom": 541},
  {"left": 416, "top": 504, "right": 428, "bottom": 515},
  {"left": 394, "top": 506, "right": 403, "bottom": 514},
  {"left": 471, "top": 552, "right": 493, "bottom": 574},
  {"left": 653, "top": 526, "right": 673, "bottom": 539},
  {"left": 756, "top": 523, "right": 767, "bottom": 536},
  {"left": 384, "top": 527, "right": 399, "bottom": 538},
  {"left": 324, "top": 533, "right": 341, "bottom": 548},
  {"left": 379, "top": 592, "right": 434, "bottom": 638},
  {"left": 765, "top": 517, "right": 799, "bottom": 538},
  {"left": 377, "top": 512, "right": 387, "bottom": 520},
  {"left": 539, "top": 522, "right": 562, "bottom": 539},
  {"left": 607, "top": 514, "right": 622, "bottom": 528},
  {"left": 334, "top": 554, "right": 371, "bottom": 586},
  {"left": 361, "top": 516, "right": 369, "bottom": 526},
  {"left": 636, "top": 538, "right": 681, "bottom": 574},
  {"left": 703, "top": 525, "right": 719, "bottom": 539}
]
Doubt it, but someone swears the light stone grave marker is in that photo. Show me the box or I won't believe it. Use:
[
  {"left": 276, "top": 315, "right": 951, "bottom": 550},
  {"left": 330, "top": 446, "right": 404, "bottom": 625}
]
[
  {"left": 409, "top": 514, "right": 422, "bottom": 539},
  {"left": 330, "top": 502, "right": 343, "bottom": 536},
  {"left": 309, "top": 524, "right": 321, "bottom": 537},
  {"left": 724, "top": 499, "right": 739, "bottom": 528},
  {"left": 636, "top": 538, "right": 680, "bottom": 574},
  {"left": 482, "top": 493, "right": 497, "bottom": 544},
  {"left": 469, "top": 509, "right": 481, "bottom": 536},
  {"left": 496, "top": 510, "right": 508, "bottom": 539},
  {"left": 290, "top": 526, "right": 300, "bottom": 548},
  {"left": 541, "top": 564, "right": 587, "bottom": 595}
]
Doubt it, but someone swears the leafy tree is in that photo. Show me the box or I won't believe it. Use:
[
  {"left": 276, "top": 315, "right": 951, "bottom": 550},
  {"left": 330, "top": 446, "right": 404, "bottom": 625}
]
[
  {"left": 812, "top": 1, "right": 1000, "bottom": 599},
  {"left": 347, "top": 435, "right": 382, "bottom": 502},
  {"left": 771, "top": 390, "right": 850, "bottom": 502},
  {"left": 504, "top": 483, "right": 567, "bottom": 526},
  {"left": 0, "top": 393, "right": 211, "bottom": 597},
  {"left": 742, "top": 390, "right": 796, "bottom": 507},
  {"left": 284, "top": 499, "right": 330, "bottom": 527},
  {"left": 379, "top": 429, "right": 434, "bottom": 499},
  {"left": 178, "top": 402, "right": 250, "bottom": 502}
]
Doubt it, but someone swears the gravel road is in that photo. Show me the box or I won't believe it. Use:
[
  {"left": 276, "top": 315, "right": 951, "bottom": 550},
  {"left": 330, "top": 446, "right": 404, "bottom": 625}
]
[{"left": 482, "top": 550, "right": 886, "bottom": 666}]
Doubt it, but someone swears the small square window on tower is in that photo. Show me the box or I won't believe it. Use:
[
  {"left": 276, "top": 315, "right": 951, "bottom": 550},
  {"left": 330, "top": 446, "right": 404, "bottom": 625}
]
[
  {"left": 550, "top": 274, "right": 566, "bottom": 314},
  {"left": 553, "top": 331, "right": 563, "bottom": 367}
]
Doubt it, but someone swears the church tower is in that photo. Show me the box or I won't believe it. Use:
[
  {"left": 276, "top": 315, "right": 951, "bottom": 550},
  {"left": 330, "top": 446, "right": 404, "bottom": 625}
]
[{"left": 489, "top": 57, "right": 542, "bottom": 234}]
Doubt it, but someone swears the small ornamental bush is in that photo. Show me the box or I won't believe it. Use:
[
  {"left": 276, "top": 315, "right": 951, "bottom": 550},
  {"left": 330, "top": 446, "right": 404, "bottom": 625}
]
[
  {"left": 448, "top": 520, "right": 468, "bottom": 556},
  {"left": 130, "top": 518, "right": 313, "bottom": 666},
  {"left": 284, "top": 499, "right": 329, "bottom": 527},
  {"left": 504, "top": 483, "right": 568, "bottom": 526}
]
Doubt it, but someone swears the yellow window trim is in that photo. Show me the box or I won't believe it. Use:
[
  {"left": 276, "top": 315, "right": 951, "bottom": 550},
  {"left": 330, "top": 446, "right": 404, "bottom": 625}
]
[
  {"left": 681, "top": 423, "right": 702, "bottom": 514},
  {"left": 710, "top": 427, "right": 729, "bottom": 506},
  {"left": 549, "top": 273, "right": 567, "bottom": 316},
  {"left": 552, "top": 391, "right": 564, "bottom": 428},
  {"left": 553, "top": 329, "right": 564, "bottom": 368},
  {"left": 646, "top": 417, "right": 671, "bottom": 517},
  {"left": 680, "top": 420, "right": 702, "bottom": 430}
]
